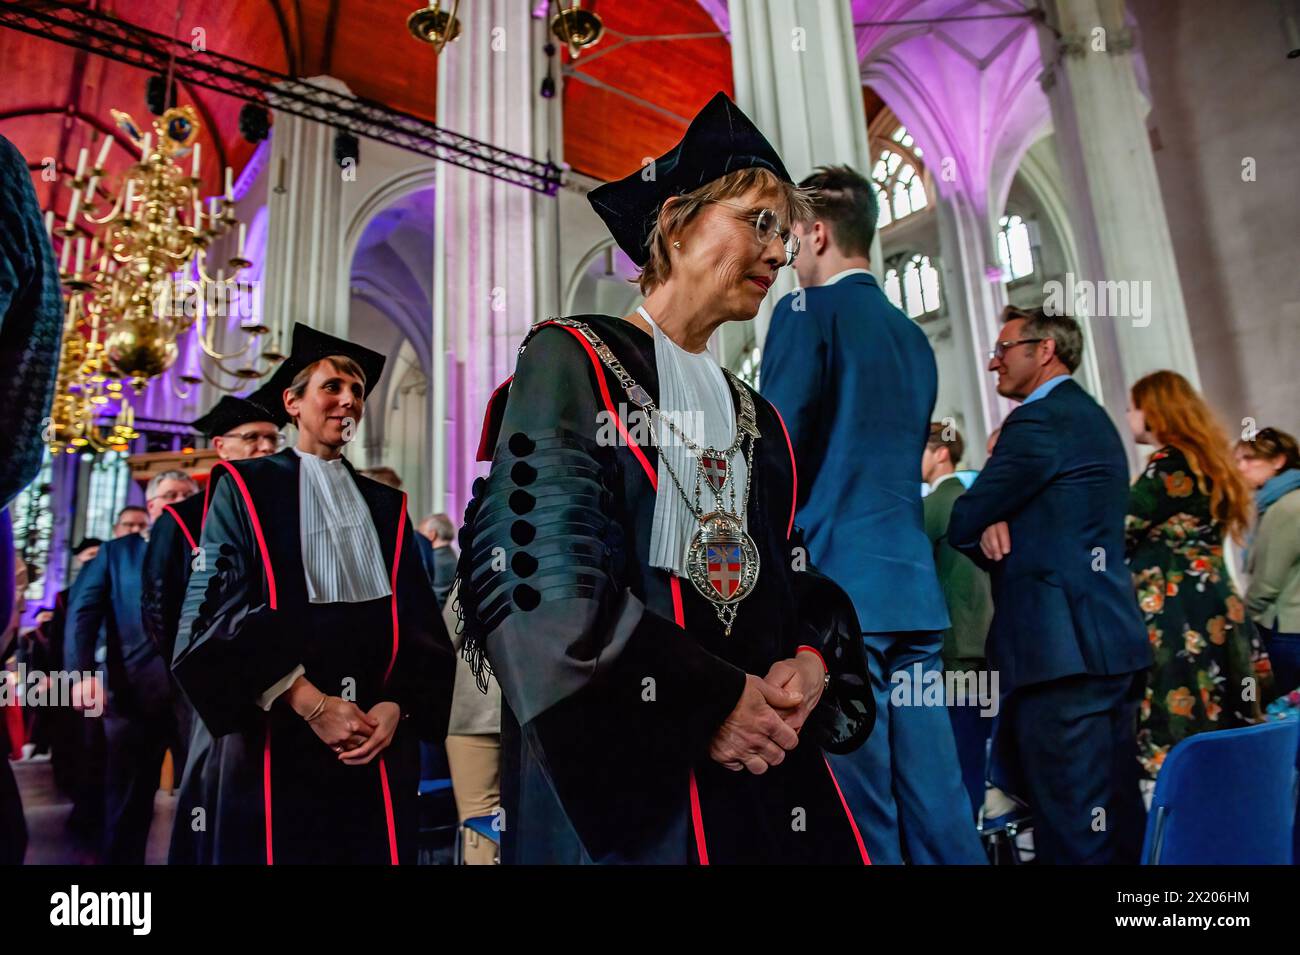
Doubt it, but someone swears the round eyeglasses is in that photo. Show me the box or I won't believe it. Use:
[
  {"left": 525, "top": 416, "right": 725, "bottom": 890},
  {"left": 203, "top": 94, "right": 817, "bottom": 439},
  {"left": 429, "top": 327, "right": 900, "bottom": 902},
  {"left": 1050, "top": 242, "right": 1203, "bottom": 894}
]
[
  {"left": 703, "top": 200, "right": 800, "bottom": 267},
  {"left": 223, "top": 429, "right": 287, "bottom": 449},
  {"left": 987, "top": 338, "right": 1044, "bottom": 361}
]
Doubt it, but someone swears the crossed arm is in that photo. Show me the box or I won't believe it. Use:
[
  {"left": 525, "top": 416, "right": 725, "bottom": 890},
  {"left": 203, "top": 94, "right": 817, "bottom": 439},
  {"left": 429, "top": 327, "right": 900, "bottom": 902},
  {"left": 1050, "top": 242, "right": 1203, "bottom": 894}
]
[{"left": 949, "top": 405, "right": 1062, "bottom": 567}]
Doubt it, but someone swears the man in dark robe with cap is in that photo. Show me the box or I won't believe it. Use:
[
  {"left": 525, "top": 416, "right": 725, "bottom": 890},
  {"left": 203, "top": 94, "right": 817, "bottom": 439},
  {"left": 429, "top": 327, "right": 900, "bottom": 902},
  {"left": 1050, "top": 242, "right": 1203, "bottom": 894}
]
[
  {"left": 170, "top": 323, "right": 455, "bottom": 863},
  {"left": 142, "top": 394, "right": 283, "bottom": 671},
  {"left": 460, "top": 93, "right": 874, "bottom": 864}
]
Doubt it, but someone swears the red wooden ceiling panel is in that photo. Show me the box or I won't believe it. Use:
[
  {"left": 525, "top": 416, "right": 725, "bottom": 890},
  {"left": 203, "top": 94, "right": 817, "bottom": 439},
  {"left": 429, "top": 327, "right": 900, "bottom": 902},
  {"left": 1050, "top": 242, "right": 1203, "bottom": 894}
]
[{"left": 560, "top": 0, "right": 733, "bottom": 182}]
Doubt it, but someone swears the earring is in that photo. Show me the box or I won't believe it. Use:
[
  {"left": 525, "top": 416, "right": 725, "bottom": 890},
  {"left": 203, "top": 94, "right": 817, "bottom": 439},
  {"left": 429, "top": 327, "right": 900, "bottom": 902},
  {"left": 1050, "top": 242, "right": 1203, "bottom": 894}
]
[{"left": 673, "top": 240, "right": 681, "bottom": 249}]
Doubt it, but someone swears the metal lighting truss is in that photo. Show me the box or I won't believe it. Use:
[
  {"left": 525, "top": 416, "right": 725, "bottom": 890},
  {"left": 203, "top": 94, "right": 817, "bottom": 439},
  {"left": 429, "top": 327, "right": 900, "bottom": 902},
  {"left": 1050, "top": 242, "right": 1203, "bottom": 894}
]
[{"left": 0, "top": 0, "right": 562, "bottom": 194}]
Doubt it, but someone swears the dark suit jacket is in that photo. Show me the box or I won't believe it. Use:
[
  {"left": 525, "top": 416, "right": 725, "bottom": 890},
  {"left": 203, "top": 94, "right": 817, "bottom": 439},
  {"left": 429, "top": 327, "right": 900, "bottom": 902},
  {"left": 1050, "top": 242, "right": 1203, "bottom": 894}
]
[
  {"left": 761, "top": 272, "right": 948, "bottom": 633},
  {"left": 65, "top": 533, "right": 173, "bottom": 717},
  {"left": 923, "top": 475, "right": 993, "bottom": 668},
  {"left": 948, "top": 378, "right": 1150, "bottom": 691}
]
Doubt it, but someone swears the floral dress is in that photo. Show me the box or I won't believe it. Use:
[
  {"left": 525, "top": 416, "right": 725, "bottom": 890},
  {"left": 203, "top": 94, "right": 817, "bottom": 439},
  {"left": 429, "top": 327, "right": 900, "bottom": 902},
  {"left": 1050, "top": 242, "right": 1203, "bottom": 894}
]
[{"left": 1126, "top": 446, "right": 1266, "bottom": 779}]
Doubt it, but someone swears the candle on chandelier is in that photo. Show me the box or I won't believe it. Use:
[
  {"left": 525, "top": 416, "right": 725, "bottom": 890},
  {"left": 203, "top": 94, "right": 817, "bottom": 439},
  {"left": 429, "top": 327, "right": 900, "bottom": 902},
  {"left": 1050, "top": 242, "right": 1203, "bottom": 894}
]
[
  {"left": 95, "top": 134, "right": 113, "bottom": 170},
  {"left": 44, "top": 210, "right": 54, "bottom": 237},
  {"left": 75, "top": 237, "right": 85, "bottom": 275},
  {"left": 192, "top": 141, "right": 202, "bottom": 180},
  {"left": 66, "top": 189, "right": 81, "bottom": 226},
  {"left": 84, "top": 174, "right": 99, "bottom": 203},
  {"left": 124, "top": 178, "right": 135, "bottom": 213},
  {"left": 193, "top": 198, "right": 203, "bottom": 226},
  {"left": 58, "top": 236, "right": 71, "bottom": 272},
  {"left": 237, "top": 222, "right": 247, "bottom": 258},
  {"left": 74, "top": 147, "right": 88, "bottom": 181},
  {"left": 141, "top": 133, "right": 152, "bottom": 158}
]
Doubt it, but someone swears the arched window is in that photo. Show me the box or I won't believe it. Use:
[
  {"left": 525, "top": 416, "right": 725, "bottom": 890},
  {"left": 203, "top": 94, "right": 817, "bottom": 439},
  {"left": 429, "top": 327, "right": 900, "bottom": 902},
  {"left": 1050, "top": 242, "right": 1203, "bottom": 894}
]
[
  {"left": 883, "top": 253, "right": 942, "bottom": 319},
  {"left": 83, "top": 450, "right": 131, "bottom": 540},
  {"left": 10, "top": 450, "right": 53, "bottom": 605},
  {"left": 997, "top": 214, "right": 1036, "bottom": 281},
  {"left": 872, "top": 126, "right": 929, "bottom": 227}
]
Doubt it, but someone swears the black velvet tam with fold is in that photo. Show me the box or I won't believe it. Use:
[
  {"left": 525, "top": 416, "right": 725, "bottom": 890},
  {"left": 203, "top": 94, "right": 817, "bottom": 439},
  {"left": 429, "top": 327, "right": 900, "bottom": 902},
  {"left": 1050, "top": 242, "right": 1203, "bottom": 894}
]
[{"left": 586, "top": 92, "right": 792, "bottom": 267}]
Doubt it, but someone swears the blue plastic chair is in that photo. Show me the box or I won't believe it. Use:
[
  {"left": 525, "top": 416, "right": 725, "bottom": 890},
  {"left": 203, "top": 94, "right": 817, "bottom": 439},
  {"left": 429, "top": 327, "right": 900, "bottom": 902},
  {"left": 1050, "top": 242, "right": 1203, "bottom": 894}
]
[{"left": 1142, "top": 720, "right": 1299, "bottom": 865}]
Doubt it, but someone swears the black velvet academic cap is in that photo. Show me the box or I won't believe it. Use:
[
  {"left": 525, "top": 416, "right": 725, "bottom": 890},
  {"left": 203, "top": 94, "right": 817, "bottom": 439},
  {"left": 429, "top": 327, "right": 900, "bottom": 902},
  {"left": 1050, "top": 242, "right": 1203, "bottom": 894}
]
[
  {"left": 190, "top": 395, "right": 280, "bottom": 438},
  {"left": 586, "top": 91, "right": 793, "bottom": 267}
]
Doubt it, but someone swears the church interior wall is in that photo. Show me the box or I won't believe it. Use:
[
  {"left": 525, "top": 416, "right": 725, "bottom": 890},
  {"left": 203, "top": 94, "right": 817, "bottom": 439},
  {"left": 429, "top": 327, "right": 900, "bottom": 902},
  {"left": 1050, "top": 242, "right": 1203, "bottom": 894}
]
[{"left": 1129, "top": 0, "right": 1300, "bottom": 436}]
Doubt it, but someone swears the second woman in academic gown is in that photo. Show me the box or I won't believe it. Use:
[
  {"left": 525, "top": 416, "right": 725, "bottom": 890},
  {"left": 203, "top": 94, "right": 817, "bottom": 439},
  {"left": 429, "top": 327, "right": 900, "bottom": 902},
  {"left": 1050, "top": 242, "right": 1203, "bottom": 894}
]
[{"left": 170, "top": 326, "right": 455, "bottom": 864}]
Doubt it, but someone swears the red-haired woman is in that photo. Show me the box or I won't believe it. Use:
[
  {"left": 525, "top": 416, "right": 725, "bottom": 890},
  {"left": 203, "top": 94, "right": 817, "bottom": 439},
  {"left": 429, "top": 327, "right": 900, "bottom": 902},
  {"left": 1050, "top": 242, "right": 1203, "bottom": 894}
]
[{"left": 1125, "top": 370, "right": 1264, "bottom": 779}]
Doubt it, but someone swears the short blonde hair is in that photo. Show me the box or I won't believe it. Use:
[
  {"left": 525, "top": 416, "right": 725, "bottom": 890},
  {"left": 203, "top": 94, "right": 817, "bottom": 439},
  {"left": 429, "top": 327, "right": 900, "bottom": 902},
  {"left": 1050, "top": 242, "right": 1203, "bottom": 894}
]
[{"left": 637, "top": 167, "right": 813, "bottom": 295}]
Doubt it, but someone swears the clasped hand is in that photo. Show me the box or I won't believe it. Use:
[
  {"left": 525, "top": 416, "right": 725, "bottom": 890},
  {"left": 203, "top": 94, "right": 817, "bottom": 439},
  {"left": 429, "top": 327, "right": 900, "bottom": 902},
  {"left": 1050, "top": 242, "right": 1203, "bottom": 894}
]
[
  {"left": 708, "top": 654, "right": 825, "bottom": 775},
  {"left": 293, "top": 684, "right": 401, "bottom": 766}
]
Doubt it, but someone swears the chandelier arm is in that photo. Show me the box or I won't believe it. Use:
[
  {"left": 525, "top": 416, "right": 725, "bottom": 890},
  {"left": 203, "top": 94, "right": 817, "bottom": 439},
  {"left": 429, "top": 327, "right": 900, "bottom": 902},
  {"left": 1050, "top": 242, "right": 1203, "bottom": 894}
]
[
  {"left": 170, "top": 374, "right": 193, "bottom": 402},
  {"left": 194, "top": 312, "right": 256, "bottom": 361},
  {"left": 82, "top": 182, "right": 132, "bottom": 225},
  {"left": 195, "top": 359, "right": 266, "bottom": 392}
]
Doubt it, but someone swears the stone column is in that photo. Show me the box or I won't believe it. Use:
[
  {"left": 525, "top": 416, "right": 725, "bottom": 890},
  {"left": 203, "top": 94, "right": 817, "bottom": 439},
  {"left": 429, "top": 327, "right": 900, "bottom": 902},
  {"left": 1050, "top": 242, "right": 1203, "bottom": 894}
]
[
  {"left": 725, "top": 0, "right": 874, "bottom": 366},
  {"left": 433, "top": 2, "right": 543, "bottom": 520},
  {"left": 935, "top": 195, "right": 1011, "bottom": 457},
  {"left": 1037, "top": 0, "right": 1200, "bottom": 431},
  {"left": 262, "top": 76, "right": 353, "bottom": 342}
]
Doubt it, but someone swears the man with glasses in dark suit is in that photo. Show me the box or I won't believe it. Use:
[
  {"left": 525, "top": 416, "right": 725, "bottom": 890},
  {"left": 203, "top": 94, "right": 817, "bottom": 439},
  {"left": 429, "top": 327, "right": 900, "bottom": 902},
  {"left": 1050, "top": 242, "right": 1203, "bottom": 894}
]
[{"left": 949, "top": 306, "right": 1150, "bottom": 864}]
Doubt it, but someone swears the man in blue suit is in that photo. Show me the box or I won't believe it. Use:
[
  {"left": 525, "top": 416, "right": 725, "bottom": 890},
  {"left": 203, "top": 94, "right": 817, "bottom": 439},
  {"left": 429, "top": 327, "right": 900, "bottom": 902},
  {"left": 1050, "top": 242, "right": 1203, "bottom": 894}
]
[
  {"left": 67, "top": 475, "right": 197, "bottom": 864},
  {"left": 762, "top": 165, "right": 984, "bottom": 864},
  {"left": 948, "top": 307, "right": 1150, "bottom": 864}
]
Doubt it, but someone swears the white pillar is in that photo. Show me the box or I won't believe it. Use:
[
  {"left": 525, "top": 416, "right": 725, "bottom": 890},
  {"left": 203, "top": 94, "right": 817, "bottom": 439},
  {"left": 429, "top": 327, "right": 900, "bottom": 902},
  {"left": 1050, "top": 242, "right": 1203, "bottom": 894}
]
[
  {"left": 936, "top": 195, "right": 1010, "bottom": 461},
  {"left": 1037, "top": 0, "right": 1200, "bottom": 433},
  {"left": 263, "top": 76, "right": 352, "bottom": 342},
  {"left": 433, "top": 2, "right": 542, "bottom": 520},
  {"left": 727, "top": 0, "right": 873, "bottom": 365}
]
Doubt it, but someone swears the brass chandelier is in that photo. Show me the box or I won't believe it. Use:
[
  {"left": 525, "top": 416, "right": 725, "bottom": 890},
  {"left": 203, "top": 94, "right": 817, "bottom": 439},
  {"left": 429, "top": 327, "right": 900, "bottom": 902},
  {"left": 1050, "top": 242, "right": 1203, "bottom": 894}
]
[{"left": 48, "top": 104, "right": 282, "bottom": 453}]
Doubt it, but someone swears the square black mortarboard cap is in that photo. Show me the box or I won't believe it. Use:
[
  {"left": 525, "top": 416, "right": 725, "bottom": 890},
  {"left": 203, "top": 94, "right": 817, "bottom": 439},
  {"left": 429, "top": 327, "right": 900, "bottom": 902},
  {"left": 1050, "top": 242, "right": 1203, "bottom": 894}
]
[
  {"left": 246, "top": 322, "right": 387, "bottom": 427},
  {"left": 190, "top": 395, "right": 280, "bottom": 438},
  {"left": 586, "top": 92, "right": 792, "bottom": 267}
]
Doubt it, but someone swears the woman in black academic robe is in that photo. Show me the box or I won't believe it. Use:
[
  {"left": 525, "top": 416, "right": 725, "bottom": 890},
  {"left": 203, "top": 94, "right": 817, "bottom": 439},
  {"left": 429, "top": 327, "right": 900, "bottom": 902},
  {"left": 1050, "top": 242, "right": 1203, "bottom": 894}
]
[
  {"left": 457, "top": 94, "right": 874, "bottom": 865},
  {"left": 170, "top": 328, "right": 455, "bottom": 864}
]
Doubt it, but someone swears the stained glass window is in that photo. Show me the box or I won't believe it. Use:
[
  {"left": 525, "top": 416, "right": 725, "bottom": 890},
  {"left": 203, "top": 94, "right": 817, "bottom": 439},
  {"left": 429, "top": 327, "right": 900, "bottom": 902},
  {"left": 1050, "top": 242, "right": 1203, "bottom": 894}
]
[
  {"left": 83, "top": 450, "right": 131, "bottom": 541},
  {"left": 10, "top": 450, "right": 53, "bottom": 604}
]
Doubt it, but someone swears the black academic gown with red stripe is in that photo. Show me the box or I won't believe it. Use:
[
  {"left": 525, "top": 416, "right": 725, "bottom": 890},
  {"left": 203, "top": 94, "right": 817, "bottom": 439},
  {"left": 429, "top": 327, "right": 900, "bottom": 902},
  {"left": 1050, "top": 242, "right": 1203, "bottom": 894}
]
[
  {"left": 460, "top": 314, "right": 875, "bottom": 865},
  {"left": 169, "top": 449, "right": 455, "bottom": 864}
]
